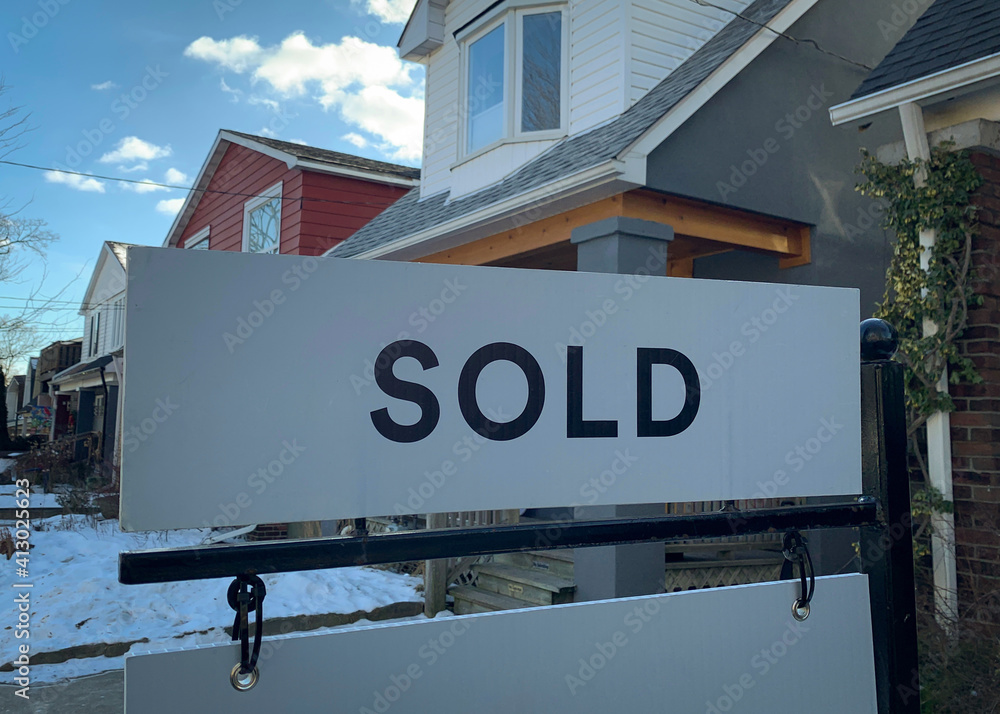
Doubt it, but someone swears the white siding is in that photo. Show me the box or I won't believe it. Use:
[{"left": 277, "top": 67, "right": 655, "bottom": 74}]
[
  {"left": 420, "top": 0, "right": 481, "bottom": 198},
  {"left": 420, "top": 0, "right": 629, "bottom": 200},
  {"left": 417, "top": 0, "right": 751, "bottom": 202},
  {"left": 450, "top": 138, "right": 560, "bottom": 199},
  {"left": 82, "top": 251, "right": 127, "bottom": 360},
  {"left": 628, "top": 0, "right": 753, "bottom": 106},
  {"left": 569, "top": 0, "right": 627, "bottom": 134}
]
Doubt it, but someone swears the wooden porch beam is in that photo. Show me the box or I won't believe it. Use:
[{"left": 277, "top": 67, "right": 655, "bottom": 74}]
[
  {"left": 418, "top": 190, "right": 810, "bottom": 269},
  {"left": 417, "top": 195, "right": 624, "bottom": 266},
  {"left": 622, "top": 190, "right": 809, "bottom": 260}
]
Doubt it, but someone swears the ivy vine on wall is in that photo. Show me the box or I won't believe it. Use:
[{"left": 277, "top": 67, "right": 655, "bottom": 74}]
[{"left": 856, "top": 143, "right": 984, "bottom": 544}]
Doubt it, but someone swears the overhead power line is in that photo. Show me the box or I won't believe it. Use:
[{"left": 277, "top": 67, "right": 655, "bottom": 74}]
[
  {"left": 689, "top": 0, "right": 873, "bottom": 71},
  {"left": 0, "top": 160, "right": 405, "bottom": 207}
]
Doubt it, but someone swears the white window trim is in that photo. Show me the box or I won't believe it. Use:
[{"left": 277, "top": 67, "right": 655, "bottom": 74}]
[
  {"left": 186, "top": 225, "right": 210, "bottom": 249},
  {"left": 457, "top": 3, "right": 568, "bottom": 161},
  {"left": 460, "top": 15, "right": 509, "bottom": 158},
  {"left": 90, "top": 310, "right": 101, "bottom": 357},
  {"left": 110, "top": 295, "right": 125, "bottom": 351},
  {"left": 513, "top": 6, "right": 569, "bottom": 141},
  {"left": 241, "top": 182, "right": 283, "bottom": 254}
]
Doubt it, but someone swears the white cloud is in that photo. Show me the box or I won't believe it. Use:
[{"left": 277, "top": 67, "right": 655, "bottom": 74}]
[
  {"left": 99, "top": 137, "right": 172, "bottom": 170},
  {"left": 259, "top": 127, "right": 278, "bottom": 138},
  {"left": 118, "top": 162, "right": 149, "bottom": 173},
  {"left": 44, "top": 171, "right": 106, "bottom": 193},
  {"left": 123, "top": 179, "right": 170, "bottom": 194},
  {"left": 185, "top": 35, "right": 264, "bottom": 72},
  {"left": 364, "top": 0, "right": 416, "bottom": 24},
  {"left": 220, "top": 77, "right": 242, "bottom": 102},
  {"left": 186, "top": 32, "right": 423, "bottom": 161},
  {"left": 164, "top": 168, "right": 190, "bottom": 185},
  {"left": 343, "top": 132, "right": 369, "bottom": 149},
  {"left": 91, "top": 80, "right": 118, "bottom": 91},
  {"left": 248, "top": 95, "right": 280, "bottom": 111},
  {"left": 339, "top": 86, "right": 423, "bottom": 162},
  {"left": 156, "top": 198, "right": 185, "bottom": 216}
]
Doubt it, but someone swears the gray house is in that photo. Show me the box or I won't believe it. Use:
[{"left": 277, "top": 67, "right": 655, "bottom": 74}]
[{"left": 329, "top": 0, "right": 923, "bottom": 609}]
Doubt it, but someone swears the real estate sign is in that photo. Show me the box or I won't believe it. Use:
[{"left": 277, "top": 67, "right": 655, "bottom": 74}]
[
  {"left": 120, "top": 247, "right": 860, "bottom": 531},
  {"left": 125, "top": 574, "right": 877, "bottom": 713}
]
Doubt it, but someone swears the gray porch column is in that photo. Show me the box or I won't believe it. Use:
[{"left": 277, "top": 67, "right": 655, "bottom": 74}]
[{"left": 570, "top": 216, "right": 673, "bottom": 601}]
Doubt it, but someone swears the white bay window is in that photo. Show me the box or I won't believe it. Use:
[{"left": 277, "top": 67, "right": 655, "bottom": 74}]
[{"left": 462, "top": 4, "right": 567, "bottom": 156}]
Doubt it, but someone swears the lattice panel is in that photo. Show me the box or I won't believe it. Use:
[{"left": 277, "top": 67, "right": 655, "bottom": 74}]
[{"left": 665, "top": 562, "right": 784, "bottom": 593}]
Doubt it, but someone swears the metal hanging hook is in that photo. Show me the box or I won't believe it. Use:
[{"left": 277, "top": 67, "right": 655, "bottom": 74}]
[
  {"left": 782, "top": 531, "right": 815, "bottom": 621},
  {"left": 227, "top": 573, "right": 267, "bottom": 691}
]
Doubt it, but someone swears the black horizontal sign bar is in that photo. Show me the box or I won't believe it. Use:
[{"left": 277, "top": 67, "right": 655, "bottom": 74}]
[{"left": 119, "top": 501, "right": 878, "bottom": 585}]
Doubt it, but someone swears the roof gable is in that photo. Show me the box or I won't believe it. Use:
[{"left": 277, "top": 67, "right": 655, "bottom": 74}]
[
  {"left": 333, "top": 0, "right": 802, "bottom": 259},
  {"left": 80, "top": 241, "right": 133, "bottom": 312},
  {"left": 162, "top": 130, "right": 419, "bottom": 248},
  {"left": 852, "top": 0, "right": 1000, "bottom": 99}
]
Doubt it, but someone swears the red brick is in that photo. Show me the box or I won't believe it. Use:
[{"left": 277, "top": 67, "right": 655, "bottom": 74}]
[
  {"left": 954, "top": 484, "right": 974, "bottom": 500},
  {"left": 955, "top": 471, "right": 991, "bottom": 485},
  {"left": 972, "top": 486, "right": 1000, "bottom": 503},
  {"left": 972, "top": 457, "right": 1000, "bottom": 472},
  {"left": 976, "top": 546, "right": 1000, "bottom": 562},
  {"left": 953, "top": 441, "right": 998, "bottom": 456}
]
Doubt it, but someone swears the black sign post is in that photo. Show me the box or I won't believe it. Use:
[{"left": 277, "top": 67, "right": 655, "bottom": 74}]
[{"left": 860, "top": 319, "right": 920, "bottom": 714}]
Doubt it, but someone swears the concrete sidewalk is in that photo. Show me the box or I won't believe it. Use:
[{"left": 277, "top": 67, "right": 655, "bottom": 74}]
[{"left": 0, "top": 670, "right": 123, "bottom": 713}]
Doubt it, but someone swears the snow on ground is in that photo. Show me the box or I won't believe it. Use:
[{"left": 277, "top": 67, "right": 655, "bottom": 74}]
[
  {"left": 0, "top": 481, "right": 61, "bottom": 509},
  {"left": 0, "top": 515, "right": 423, "bottom": 683}
]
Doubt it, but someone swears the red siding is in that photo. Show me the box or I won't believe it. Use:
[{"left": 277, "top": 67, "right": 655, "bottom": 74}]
[
  {"left": 294, "top": 172, "right": 410, "bottom": 256},
  {"left": 178, "top": 141, "right": 411, "bottom": 256}
]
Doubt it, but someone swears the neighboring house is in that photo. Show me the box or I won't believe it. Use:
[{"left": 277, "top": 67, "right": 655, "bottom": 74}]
[
  {"left": 34, "top": 338, "right": 82, "bottom": 441},
  {"left": 17, "top": 357, "right": 47, "bottom": 437},
  {"left": 51, "top": 242, "right": 130, "bottom": 464},
  {"left": 162, "top": 130, "right": 420, "bottom": 256},
  {"left": 5, "top": 375, "right": 25, "bottom": 434},
  {"left": 829, "top": 0, "right": 1000, "bottom": 623}
]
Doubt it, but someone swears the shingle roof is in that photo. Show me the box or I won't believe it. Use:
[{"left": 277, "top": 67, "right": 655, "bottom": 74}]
[
  {"left": 333, "top": 0, "right": 793, "bottom": 258},
  {"left": 224, "top": 130, "right": 420, "bottom": 181},
  {"left": 852, "top": 0, "right": 1000, "bottom": 99}
]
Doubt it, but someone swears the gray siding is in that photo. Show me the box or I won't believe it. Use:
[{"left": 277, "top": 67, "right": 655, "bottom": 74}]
[{"left": 645, "top": 0, "right": 920, "bottom": 315}]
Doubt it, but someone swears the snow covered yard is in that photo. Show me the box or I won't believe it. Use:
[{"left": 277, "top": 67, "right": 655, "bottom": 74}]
[{"left": 0, "top": 514, "right": 423, "bottom": 683}]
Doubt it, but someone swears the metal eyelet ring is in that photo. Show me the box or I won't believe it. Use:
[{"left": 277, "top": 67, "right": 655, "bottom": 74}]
[
  {"left": 792, "top": 599, "right": 811, "bottom": 622},
  {"left": 231, "top": 664, "right": 259, "bottom": 692}
]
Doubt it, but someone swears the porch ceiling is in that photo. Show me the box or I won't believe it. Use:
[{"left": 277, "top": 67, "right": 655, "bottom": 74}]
[{"left": 416, "top": 190, "right": 811, "bottom": 276}]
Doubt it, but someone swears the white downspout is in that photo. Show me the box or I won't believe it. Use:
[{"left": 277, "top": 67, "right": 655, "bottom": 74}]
[{"left": 898, "top": 102, "right": 959, "bottom": 625}]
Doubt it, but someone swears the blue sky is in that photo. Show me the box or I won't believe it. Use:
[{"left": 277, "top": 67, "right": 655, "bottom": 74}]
[{"left": 0, "top": 0, "right": 421, "bottom": 373}]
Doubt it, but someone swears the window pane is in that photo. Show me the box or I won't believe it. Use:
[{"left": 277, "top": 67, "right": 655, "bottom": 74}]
[
  {"left": 188, "top": 237, "right": 209, "bottom": 249},
  {"left": 521, "top": 12, "right": 561, "bottom": 133},
  {"left": 248, "top": 197, "right": 281, "bottom": 254},
  {"left": 467, "top": 24, "right": 505, "bottom": 153}
]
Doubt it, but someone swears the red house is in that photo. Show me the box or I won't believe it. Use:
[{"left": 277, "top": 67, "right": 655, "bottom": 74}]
[{"left": 163, "top": 130, "right": 420, "bottom": 256}]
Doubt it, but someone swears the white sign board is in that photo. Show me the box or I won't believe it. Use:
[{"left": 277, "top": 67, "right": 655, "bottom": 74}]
[
  {"left": 125, "top": 574, "right": 877, "bottom": 713},
  {"left": 121, "top": 248, "right": 860, "bottom": 531}
]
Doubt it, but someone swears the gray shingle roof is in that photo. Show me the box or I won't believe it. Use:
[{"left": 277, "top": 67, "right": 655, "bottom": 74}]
[
  {"left": 333, "top": 0, "right": 792, "bottom": 258},
  {"left": 852, "top": 0, "right": 1000, "bottom": 99},
  {"left": 224, "top": 130, "right": 420, "bottom": 181}
]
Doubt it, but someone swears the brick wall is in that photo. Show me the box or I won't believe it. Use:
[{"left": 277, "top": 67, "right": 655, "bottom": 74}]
[
  {"left": 949, "top": 150, "right": 1000, "bottom": 610},
  {"left": 247, "top": 523, "right": 288, "bottom": 541}
]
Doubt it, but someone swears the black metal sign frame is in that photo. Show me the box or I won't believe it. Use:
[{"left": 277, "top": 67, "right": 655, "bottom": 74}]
[{"left": 119, "top": 320, "right": 919, "bottom": 713}]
